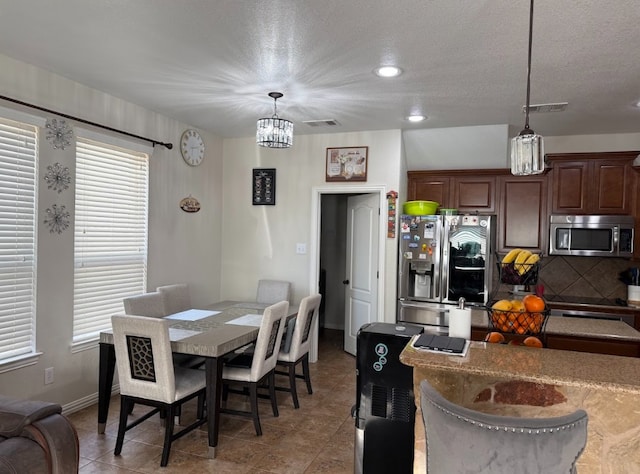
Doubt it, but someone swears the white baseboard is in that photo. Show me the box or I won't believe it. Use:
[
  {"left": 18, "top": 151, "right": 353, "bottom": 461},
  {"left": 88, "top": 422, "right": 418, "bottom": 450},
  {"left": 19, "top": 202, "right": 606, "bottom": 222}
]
[{"left": 62, "top": 384, "right": 120, "bottom": 415}]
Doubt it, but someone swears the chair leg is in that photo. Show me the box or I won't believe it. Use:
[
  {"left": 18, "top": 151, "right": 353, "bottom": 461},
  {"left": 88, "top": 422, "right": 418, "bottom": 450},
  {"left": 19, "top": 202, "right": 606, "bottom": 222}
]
[
  {"left": 288, "top": 362, "right": 300, "bottom": 409},
  {"left": 249, "top": 383, "right": 262, "bottom": 436},
  {"left": 268, "top": 371, "right": 279, "bottom": 416},
  {"left": 114, "top": 397, "right": 133, "bottom": 455},
  {"left": 302, "top": 353, "right": 313, "bottom": 394},
  {"left": 160, "top": 404, "right": 175, "bottom": 467}
]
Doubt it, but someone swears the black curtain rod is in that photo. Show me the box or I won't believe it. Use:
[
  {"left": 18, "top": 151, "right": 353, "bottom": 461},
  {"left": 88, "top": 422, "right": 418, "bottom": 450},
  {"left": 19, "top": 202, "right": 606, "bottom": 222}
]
[{"left": 0, "top": 94, "right": 173, "bottom": 150}]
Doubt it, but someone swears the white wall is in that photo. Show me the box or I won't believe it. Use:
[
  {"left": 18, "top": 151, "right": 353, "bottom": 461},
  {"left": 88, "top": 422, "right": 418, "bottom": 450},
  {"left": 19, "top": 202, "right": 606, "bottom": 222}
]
[
  {"left": 544, "top": 132, "right": 640, "bottom": 154},
  {"left": 220, "top": 130, "right": 403, "bottom": 324},
  {"left": 0, "top": 53, "right": 224, "bottom": 405}
]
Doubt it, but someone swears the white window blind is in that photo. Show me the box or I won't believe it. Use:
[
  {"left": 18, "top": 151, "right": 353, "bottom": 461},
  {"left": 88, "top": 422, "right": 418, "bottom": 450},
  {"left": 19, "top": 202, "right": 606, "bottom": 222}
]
[
  {"left": 73, "top": 138, "right": 148, "bottom": 343},
  {"left": 0, "top": 118, "right": 37, "bottom": 362}
]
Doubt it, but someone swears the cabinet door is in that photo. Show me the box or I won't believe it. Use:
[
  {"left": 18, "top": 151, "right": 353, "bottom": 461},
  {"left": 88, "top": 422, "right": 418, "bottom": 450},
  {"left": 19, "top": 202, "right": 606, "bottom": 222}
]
[
  {"left": 550, "top": 161, "right": 588, "bottom": 214},
  {"left": 407, "top": 175, "right": 451, "bottom": 207},
  {"left": 452, "top": 176, "right": 496, "bottom": 213},
  {"left": 497, "top": 175, "right": 548, "bottom": 253},
  {"left": 592, "top": 159, "right": 634, "bottom": 214}
]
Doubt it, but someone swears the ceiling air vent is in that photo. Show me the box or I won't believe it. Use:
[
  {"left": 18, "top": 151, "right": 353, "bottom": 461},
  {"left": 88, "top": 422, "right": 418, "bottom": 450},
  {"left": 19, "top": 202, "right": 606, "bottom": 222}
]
[
  {"left": 523, "top": 102, "right": 569, "bottom": 113},
  {"left": 302, "top": 119, "right": 341, "bottom": 127}
]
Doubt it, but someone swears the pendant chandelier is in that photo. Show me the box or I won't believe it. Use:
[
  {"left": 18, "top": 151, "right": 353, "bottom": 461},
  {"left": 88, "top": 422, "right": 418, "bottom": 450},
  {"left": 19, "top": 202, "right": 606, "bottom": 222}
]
[
  {"left": 256, "top": 92, "right": 293, "bottom": 148},
  {"left": 510, "top": 0, "right": 544, "bottom": 176}
]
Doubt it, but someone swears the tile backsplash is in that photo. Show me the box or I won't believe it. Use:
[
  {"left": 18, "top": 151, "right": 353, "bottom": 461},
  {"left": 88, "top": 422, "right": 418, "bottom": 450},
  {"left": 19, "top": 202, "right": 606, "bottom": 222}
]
[{"left": 514, "top": 256, "right": 631, "bottom": 300}]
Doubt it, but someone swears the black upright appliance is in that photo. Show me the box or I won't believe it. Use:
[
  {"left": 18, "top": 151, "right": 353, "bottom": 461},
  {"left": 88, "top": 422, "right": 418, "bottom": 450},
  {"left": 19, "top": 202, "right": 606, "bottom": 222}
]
[{"left": 354, "top": 322, "right": 424, "bottom": 474}]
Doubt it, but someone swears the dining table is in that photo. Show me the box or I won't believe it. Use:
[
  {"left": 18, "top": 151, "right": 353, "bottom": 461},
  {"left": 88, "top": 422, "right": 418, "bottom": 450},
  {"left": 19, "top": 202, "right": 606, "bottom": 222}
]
[{"left": 98, "top": 300, "right": 298, "bottom": 458}]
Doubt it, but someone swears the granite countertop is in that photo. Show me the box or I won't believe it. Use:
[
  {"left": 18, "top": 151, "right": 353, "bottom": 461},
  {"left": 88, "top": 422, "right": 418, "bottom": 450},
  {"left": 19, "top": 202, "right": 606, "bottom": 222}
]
[
  {"left": 470, "top": 309, "right": 640, "bottom": 342},
  {"left": 400, "top": 338, "right": 640, "bottom": 394}
]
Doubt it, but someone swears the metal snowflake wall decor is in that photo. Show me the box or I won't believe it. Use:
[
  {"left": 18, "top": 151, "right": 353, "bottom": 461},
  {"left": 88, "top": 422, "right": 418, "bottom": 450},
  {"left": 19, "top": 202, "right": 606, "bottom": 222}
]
[
  {"left": 44, "top": 162, "right": 71, "bottom": 193},
  {"left": 45, "top": 118, "right": 73, "bottom": 150},
  {"left": 44, "top": 204, "right": 71, "bottom": 234}
]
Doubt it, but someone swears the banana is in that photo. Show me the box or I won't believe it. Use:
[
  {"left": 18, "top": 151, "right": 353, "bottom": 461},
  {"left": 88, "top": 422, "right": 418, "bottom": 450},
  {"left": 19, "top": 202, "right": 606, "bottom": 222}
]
[
  {"left": 502, "top": 248, "right": 522, "bottom": 264},
  {"left": 514, "top": 250, "right": 533, "bottom": 274},
  {"left": 519, "top": 253, "right": 540, "bottom": 275}
]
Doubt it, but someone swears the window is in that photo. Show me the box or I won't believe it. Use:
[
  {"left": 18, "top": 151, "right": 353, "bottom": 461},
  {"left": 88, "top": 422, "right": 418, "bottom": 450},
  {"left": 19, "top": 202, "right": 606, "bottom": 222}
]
[
  {"left": 0, "top": 117, "right": 37, "bottom": 364},
  {"left": 73, "top": 136, "right": 149, "bottom": 345}
]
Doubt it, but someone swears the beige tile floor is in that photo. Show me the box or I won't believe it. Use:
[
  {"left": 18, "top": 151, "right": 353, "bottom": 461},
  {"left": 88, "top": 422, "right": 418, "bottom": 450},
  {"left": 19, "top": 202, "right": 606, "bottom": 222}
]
[{"left": 68, "top": 329, "right": 426, "bottom": 473}]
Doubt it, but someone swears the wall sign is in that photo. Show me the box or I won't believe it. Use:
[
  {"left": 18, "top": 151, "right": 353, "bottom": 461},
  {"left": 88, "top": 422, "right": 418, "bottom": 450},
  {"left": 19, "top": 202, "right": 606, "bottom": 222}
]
[
  {"left": 325, "top": 146, "right": 368, "bottom": 182},
  {"left": 252, "top": 168, "right": 276, "bottom": 205}
]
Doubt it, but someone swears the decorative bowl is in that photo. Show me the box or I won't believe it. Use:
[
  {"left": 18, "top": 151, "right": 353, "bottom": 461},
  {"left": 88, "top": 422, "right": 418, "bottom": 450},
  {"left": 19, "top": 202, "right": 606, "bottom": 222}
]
[
  {"left": 403, "top": 200, "right": 439, "bottom": 215},
  {"left": 439, "top": 208, "right": 458, "bottom": 215}
]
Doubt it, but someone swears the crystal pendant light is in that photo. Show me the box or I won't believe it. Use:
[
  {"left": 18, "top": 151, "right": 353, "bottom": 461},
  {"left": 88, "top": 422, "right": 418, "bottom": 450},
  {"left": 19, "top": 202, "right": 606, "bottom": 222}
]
[
  {"left": 256, "top": 92, "right": 293, "bottom": 148},
  {"left": 510, "top": 0, "right": 544, "bottom": 176}
]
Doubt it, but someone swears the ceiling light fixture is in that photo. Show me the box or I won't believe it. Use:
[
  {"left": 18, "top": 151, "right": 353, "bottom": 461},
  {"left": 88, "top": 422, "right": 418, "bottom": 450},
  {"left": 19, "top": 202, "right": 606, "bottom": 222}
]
[
  {"left": 374, "top": 66, "right": 403, "bottom": 78},
  {"left": 256, "top": 92, "right": 293, "bottom": 148},
  {"left": 510, "top": 0, "right": 544, "bottom": 176},
  {"left": 407, "top": 115, "right": 426, "bottom": 122}
]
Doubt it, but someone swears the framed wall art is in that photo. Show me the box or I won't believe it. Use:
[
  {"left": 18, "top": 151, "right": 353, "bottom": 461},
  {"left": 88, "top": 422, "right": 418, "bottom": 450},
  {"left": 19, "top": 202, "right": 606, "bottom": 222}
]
[
  {"left": 325, "top": 146, "right": 368, "bottom": 182},
  {"left": 252, "top": 168, "right": 276, "bottom": 205}
]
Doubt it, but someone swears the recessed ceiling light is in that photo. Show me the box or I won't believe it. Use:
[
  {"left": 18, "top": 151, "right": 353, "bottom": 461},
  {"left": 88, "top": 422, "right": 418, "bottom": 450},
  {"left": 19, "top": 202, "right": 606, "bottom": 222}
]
[
  {"left": 407, "top": 115, "right": 426, "bottom": 122},
  {"left": 374, "top": 66, "right": 403, "bottom": 78}
]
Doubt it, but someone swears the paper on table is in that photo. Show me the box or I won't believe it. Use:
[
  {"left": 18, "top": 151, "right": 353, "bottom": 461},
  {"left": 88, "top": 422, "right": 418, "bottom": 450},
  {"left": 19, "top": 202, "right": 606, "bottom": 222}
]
[
  {"left": 226, "top": 314, "right": 263, "bottom": 327},
  {"left": 165, "top": 309, "right": 220, "bottom": 321},
  {"left": 169, "top": 328, "right": 201, "bottom": 341}
]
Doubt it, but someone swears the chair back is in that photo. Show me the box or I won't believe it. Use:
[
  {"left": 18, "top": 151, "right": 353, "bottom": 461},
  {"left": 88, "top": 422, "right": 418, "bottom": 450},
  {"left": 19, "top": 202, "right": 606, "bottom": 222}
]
[
  {"left": 285, "top": 294, "right": 322, "bottom": 359},
  {"left": 157, "top": 283, "right": 191, "bottom": 314},
  {"left": 256, "top": 279, "right": 291, "bottom": 304},
  {"left": 112, "top": 314, "right": 177, "bottom": 404},
  {"left": 420, "top": 379, "right": 588, "bottom": 474},
  {"left": 123, "top": 292, "right": 167, "bottom": 318},
  {"left": 248, "top": 301, "right": 289, "bottom": 381}
]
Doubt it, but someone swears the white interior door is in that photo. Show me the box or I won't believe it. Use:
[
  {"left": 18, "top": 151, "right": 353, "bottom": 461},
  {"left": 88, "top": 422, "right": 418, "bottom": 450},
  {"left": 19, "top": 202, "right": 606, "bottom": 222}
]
[{"left": 344, "top": 193, "right": 379, "bottom": 355}]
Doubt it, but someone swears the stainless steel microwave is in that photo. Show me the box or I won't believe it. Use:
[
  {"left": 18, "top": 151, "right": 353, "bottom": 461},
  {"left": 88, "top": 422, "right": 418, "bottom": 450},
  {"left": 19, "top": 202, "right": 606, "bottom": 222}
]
[{"left": 549, "top": 215, "right": 635, "bottom": 257}]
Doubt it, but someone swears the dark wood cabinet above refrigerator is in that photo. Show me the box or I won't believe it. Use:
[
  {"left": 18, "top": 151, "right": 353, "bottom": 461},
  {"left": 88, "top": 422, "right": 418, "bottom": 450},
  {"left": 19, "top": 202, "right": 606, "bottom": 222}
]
[
  {"left": 407, "top": 152, "right": 639, "bottom": 258},
  {"left": 407, "top": 169, "right": 548, "bottom": 254}
]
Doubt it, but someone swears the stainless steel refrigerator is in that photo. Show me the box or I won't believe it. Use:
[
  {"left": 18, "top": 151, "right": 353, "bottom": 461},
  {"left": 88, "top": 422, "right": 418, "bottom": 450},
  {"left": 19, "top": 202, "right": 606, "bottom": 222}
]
[{"left": 397, "top": 214, "right": 495, "bottom": 331}]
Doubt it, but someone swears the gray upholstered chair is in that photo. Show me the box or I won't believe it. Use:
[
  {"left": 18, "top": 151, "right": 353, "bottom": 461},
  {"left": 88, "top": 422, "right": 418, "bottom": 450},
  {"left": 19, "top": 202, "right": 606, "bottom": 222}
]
[
  {"left": 157, "top": 283, "right": 191, "bottom": 314},
  {"left": 419, "top": 379, "right": 588, "bottom": 474},
  {"left": 221, "top": 300, "right": 289, "bottom": 436},
  {"left": 275, "top": 293, "right": 322, "bottom": 408},
  {"left": 256, "top": 279, "right": 291, "bottom": 304},
  {"left": 111, "top": 314, "right": 207, "bottom": 467},
  {"left": 123, "top": 291, "right": 204, "bottom": 370},
  {"left": 123, "top": 291, "right": 166, "bottom": 318}
]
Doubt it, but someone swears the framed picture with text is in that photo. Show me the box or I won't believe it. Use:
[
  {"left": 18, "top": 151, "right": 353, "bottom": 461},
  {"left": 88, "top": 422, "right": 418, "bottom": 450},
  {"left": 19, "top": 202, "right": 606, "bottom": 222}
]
[
  {"left": 325, "top": 146, "right": 368, "bottom": 182},
  {"left": 252, "top": 168, "right": 276, "bottom": 205}
]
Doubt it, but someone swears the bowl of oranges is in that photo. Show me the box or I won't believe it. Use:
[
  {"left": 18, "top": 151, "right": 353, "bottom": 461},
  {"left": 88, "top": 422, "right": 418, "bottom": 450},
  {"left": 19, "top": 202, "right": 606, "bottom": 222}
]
[{"left": 486, "top": 294, "right": 549, "bottom": 335}]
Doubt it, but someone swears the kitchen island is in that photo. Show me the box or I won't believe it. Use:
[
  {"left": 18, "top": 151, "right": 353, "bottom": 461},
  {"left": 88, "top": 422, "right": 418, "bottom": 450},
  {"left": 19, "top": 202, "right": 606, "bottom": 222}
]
[{"left": 401, "top": 334, "right": 640, "bottom": 473}]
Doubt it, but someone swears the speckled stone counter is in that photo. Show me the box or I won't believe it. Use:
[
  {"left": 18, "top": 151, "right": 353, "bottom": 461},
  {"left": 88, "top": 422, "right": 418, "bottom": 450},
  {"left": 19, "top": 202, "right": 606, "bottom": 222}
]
[
  {"left": 401, "top": 339, "right": 640, "bottom": 473},
  {"left": 470, "top": 308, "right": 640, "bottom": 341}
]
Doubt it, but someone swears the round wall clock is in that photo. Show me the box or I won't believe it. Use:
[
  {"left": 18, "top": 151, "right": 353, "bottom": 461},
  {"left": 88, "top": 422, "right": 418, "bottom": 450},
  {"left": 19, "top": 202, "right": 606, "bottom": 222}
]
[{"left": 180, "top": 129, "right": 205, "bottom": 166}]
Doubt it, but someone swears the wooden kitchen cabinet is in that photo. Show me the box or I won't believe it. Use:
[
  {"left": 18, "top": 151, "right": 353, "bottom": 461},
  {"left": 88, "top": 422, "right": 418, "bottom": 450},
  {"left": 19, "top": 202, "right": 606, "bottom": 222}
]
[
  {"left": 407, "top": 170, "right": 498, "bottom": 213},
  {"left": 547, "top": 152, "right": 637, "bottom": 215},
  {"left": 545, "top": 334, "right": 640, "bottom": 358},
  {"left": 407, "top": 173, "right": 451, "bottom": 207},
  {"left": 497, "top": 175, "right": 548, "bottom": 253}
]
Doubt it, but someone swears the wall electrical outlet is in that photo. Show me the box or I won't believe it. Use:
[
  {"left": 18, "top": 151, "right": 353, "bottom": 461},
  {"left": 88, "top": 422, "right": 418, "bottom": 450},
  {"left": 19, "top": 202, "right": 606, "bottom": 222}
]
[
  {"left": 296, "top": 243, "right": 307, "bottom": 254},
  {"left": 44, "top": 367, "right": 54, "bottom": 385}
]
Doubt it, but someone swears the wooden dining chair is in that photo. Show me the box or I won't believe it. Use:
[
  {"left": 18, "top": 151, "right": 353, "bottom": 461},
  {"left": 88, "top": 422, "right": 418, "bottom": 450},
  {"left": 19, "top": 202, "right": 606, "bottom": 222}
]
[
  {"left": 221, "top": 300, "right": 289, "bottom": 436},
  {"left": 157, "top": 283, "right": 191, "bottom": 314},
  {"left": 111, "top": 314, "right": 207, "bottom": 467},
  {"left": 275, "top": 293, "right": 322, "bottom": 408}
]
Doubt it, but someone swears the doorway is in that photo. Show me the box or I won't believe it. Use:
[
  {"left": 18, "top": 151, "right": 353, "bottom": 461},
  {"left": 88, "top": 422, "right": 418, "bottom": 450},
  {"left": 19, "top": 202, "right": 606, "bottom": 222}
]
[{"left": 309, "top": 186, "right": 387, "bottom": 360}]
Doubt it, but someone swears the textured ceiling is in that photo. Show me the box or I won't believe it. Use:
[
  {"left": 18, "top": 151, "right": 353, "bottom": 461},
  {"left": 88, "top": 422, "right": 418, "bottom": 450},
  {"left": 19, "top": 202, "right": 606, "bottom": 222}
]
[{"left": 0, "top": 0, "right": 639, "bottom": 145}]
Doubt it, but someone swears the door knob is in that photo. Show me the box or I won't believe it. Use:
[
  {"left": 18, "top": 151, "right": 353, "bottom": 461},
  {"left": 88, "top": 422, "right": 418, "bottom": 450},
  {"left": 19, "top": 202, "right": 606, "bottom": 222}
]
[{"left": 342, "top": 279, "right": 349, "bottom": 285}]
